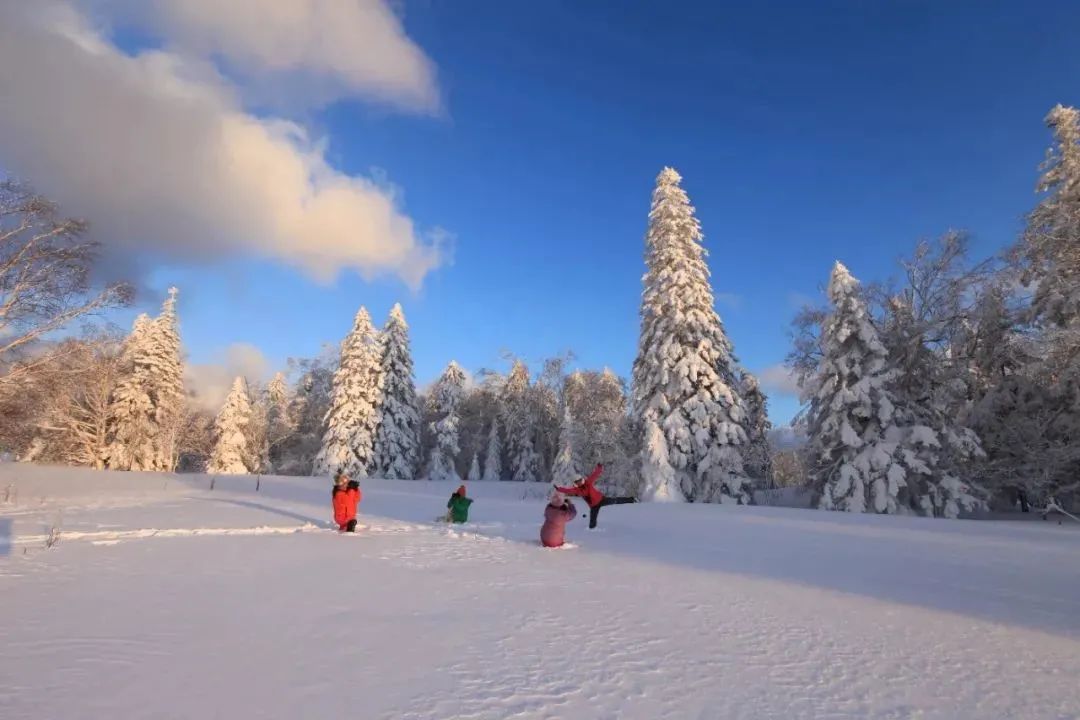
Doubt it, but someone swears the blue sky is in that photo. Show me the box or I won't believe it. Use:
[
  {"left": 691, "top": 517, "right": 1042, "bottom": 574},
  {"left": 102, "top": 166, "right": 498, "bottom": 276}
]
[{"left": 9, "top": 0, "right": 1080, "bottom": 424}]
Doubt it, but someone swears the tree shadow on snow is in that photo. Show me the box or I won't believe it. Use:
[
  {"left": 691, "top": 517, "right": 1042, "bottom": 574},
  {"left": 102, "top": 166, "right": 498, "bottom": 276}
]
[
  {"left": 197, "top": 497, "right": 328, "bottom": 528},
  {"left": 570, "top": 503, "right": 1080, "bottom": 639}
]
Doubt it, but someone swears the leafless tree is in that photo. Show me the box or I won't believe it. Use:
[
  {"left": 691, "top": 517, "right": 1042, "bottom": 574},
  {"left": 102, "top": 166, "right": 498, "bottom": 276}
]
[
  {"left": 172, "top": 400, "right": 215, "bottom": 473},
  {"left": 770, "top": 449, "right": 807, "bottom": 488},
  {"left": 33, "top": 329, "right": 125, "bottom": 467},
  {"left": 0, "top": 180, "right": 131, "bottom": 388}
]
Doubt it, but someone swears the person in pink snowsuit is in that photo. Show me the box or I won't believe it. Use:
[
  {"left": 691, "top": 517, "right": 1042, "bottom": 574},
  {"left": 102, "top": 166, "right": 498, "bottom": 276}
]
[{"left": 540, "top": 491, "right": 577, "bottom": 548}]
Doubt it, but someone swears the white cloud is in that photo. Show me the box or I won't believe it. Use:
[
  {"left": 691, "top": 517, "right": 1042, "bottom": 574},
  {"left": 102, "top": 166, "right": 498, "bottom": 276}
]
[
  {"left": 91, "top": 0, "right": 440, "bottom": 113},
  {"left": 0, "top": 2, "right": 445, "bottom": 289},
  {"left": 185, "top": 343, "right": 272, "bottom": 412},
  {"left": 756, "top": 363, "right": 801, "bottom": 397}
]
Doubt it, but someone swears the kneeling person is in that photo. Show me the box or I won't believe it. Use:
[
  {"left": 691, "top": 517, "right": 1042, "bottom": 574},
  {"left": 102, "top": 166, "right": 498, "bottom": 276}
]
[
  {"left": 332, "top": 471, "right": 362, "bottom": 532},
  {"left": 446, "top": 485, "right": 473, "bottom": 524}
]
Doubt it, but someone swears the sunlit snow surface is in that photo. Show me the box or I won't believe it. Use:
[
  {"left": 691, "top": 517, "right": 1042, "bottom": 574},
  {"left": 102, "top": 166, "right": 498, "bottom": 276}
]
[{"left": 2, "top": 464, "right": 1079, "bottom": 719}]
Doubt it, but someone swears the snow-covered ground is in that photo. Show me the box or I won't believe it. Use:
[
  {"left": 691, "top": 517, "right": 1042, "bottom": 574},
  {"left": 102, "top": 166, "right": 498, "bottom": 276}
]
[{"left": 2, "top": 465, "right": 1079, "bottom": 720}]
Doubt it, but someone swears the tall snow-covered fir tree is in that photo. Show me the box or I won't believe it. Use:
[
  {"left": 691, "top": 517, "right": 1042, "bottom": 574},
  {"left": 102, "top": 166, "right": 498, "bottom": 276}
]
[
  {"left": 502, "top": 360, "right": 541, "bottom": 482},
  {"left": 426, "top": 361, "right": 466, "bottom": 482},
  {"left": 551, "top": 403, "right": 583, "bottom": 486},
  {"left": 482, "top": 417, "right": 503, "bottom": 481},
  {"left": 105, "top": 288, "right": 186, "bottom": 472},
  {"left": 262, "top": 371, "right": 293, "bottom": 472},
  {"left": 641, "top": 418, "right": 679, "bottom": 501},
  {"left": 739, "top": 371, "right": 772, "bottom": 486},
  {"left": 467, "top": 452, "right": 481, "bottom": 483},
  {"left": 966, "top": 105, "right": 1080, "bottom": 507},
  {"left": 313, "top": 307, "right": 382, "bottom": 478},
  {"left": 371, "top": 304, "right": 421, "bottom": 479},
  {"left": 630, "top": 167, "right": 749, "bottom": 504},
  {"left": 267, "top": 372, "right": 289, "bottom": 414},
  {"left": 104, "top": 314, "right": 156, "bottom": 471},
  {"left": 208, "top": 376, "right": 254, "bottom": 475},
  {"left": 804, "top": 262, "right": 907, "bottom": 514},
  {"left": 146, "top": 287, "right": 185, "bottom": 472},
  {"left": 1022, "top": 104, "right": 1080, "bottom": 331}
]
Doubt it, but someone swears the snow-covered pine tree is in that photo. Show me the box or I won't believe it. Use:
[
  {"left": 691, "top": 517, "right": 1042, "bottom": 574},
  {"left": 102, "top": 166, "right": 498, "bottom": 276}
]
[
  {"left": 1022, "top": 104, "right": 1080, "bottom": 330},
  {"left": 456, "top": 375, "right": 501, "bottom": 481},
  {"left": 208, "top": 376, "right": 254, "bottom": 475},
  {"left": 467, "top": 452, "right": 481, "bottom": 483},
  {"left": 804, "top": 262, "right": 907, "bottom": 514},
  {"left": 245, "top": 381, "right": 270, "bottom": 474},
  {"left": 954, "top": 281, "right": 1031, "bottom": 402},
  {"left": 146, "top": 287, "right": 185, "bottom": 472},
  {"left": 969, "top": 370, "right": 1080, "bottom": 506},
  {"left": 426, "top": 361, "right": 466, "bottom": 482},
  {"left": 262, "top": 371, "right": 293, "bottom": 471},
  {"left": 551, "top": 404, "right": 582, "bottom": 487},
  {"left": 267, "top": 372, "right": 289, "bottom": 414},
  {"left": 882, "top": 295, "right": 984, "bottom": 518},
  {"left": 966, "top": 105, "right": 1080, "bottom": 509},
  {"left": 631, "top": 167, "right": 749, "bottom": 503},
  {"left": 104, "top": 289, "right": 186, "bottom": 472},
  {"left": 959, "top": 277, "right": 1079, "bottom": 506},
  {"left": 502, "top": 360, "right": 541, "bottom": 482},
  {"left": 275, "top": 356, "right": 334, "bottom": 475},
  {"left": 586, "top": 369, "right": 627, "bottom": 467},
  {"left": 371, "top": 304, "right": 421, "bottom": 479},
  {"left": 563, "top": 369, "right": 636, "bottom": 494},
  {"left": 482, "top": 417, "right": 503, "bottom": 481},
  {"left": 529, "top": 357, "right": 565, "bottom": 481},
  {"left": 313, "top": 307, "right": 382, "bottom": 478},
  {"left": 104, "top": 314, "right": 156, "bottom": 471},
  {"left": 739, "top": 371, "right": 773, "bottom": 486},
  {"left": 641, "top": 418, "right": 679, "bottom": 501}
]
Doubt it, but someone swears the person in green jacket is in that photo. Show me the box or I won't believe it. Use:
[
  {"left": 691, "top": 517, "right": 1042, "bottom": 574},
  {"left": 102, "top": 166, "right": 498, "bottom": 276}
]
[{"left": 446, "top": 485, "right": 473, "bottom": 523}]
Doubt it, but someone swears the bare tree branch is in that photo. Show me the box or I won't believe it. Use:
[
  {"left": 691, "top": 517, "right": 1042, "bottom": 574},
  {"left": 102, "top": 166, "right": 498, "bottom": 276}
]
[{"left": 0, "top": 180, "right": 132, "bottom": 387}]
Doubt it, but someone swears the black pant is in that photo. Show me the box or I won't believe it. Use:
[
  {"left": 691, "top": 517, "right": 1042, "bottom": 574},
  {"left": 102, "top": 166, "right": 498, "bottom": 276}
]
[
  {"left": 588, "top": 497, "right": 635, "bottom": 529},
  {"left": 345, "top": 519, "right": 357, "bottom": 533}
]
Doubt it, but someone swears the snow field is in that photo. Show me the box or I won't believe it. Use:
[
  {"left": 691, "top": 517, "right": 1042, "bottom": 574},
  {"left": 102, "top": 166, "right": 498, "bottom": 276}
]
[{"left": 2, "top": 464, "right": 1080, "bottom": 719}]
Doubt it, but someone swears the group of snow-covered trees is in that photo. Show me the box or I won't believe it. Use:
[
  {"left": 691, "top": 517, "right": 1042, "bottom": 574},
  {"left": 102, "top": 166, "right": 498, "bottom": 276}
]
[
  {"left": 14, "top": 288, "right": 190, "bottom": 472},
  {"left": 792, "top": 260, "right": 983, "bottom": 518},
  {"left": 0, "top": 165, "right": 776, "bottom": 500},
  {"left": 300, "top": 321, "right": 642, "bottom": 487},
  {"left": 789, "top": 103, "right": 1080, "bottom": 515},
  {"left": 5, "top": 103, "right": 1076, "bottom": 515}
]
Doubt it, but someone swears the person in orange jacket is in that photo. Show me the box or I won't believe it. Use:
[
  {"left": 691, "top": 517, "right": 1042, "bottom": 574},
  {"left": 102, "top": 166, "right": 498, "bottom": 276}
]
[
  {"left": 555, "top": 463, "right": 636, "bottom": 529},
  {"left": 331, "top": 471, "right": 362, "bottom": 532}
]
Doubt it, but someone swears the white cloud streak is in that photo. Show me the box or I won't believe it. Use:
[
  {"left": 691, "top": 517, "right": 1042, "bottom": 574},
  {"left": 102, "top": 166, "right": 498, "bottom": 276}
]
[
  {"left": 0, "top": 1, "right": 445, "bottom": 289},
  {"left": 89, "top": 0, "right": 440, "bottom": 113},
  {"left": 757, "top": 363, "right": 801, "bottom": 397},
  {"left": 185, "top": 343, "right": 272, "bottom": 412}
]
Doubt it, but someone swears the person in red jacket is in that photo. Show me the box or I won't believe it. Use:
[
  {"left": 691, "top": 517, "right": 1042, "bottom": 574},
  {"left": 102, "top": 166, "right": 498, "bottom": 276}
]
[
  {"left": 331, "top": 471, "right": 362, "bottom": 532},
  {"left": 555, "top": 463, "right": 636, "bottom": 529}
]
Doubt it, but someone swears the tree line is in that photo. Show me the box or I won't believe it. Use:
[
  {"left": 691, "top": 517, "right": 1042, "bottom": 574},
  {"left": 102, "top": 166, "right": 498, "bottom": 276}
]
[
  {"left": 2, "top": 103, "right": 1076, "bottom": 515},
  {"left": 788, "top": 104, "right": 1080, "bottom": 514}
]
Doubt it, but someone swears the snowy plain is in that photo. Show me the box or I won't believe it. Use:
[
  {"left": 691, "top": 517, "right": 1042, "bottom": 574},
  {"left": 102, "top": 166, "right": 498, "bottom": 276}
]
[{"left": 2, "top": 464, "right": 1079, "bottom": 720}]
